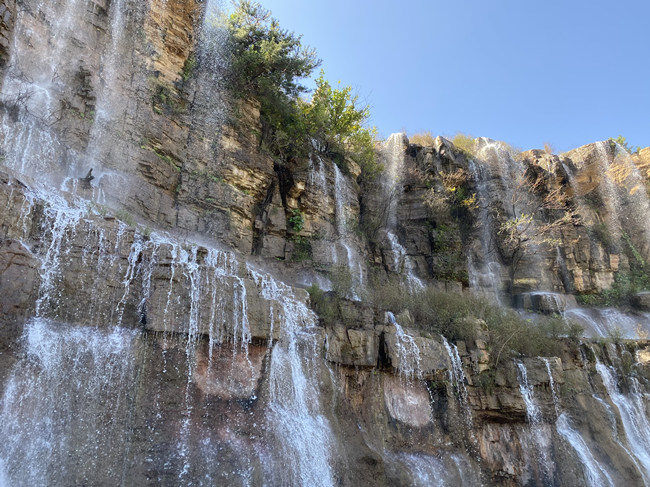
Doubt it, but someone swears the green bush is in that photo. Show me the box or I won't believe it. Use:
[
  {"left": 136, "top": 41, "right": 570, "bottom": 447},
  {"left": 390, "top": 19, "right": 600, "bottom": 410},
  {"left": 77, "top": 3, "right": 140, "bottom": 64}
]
[
  {"left": 291, "top": 235, "right": 312, "bottom": 262},
  {"left": 451, "top": 133, "right": 475, "bottom": 157},
  {"left": 300, "top": 73, "right": 381, "bottom": 178},
  {"left": 288, "top": 208, "right": 304, "bottom": 233},
  {"left": 611, "top": 135, "right": 640, "bottom": 155},
  {"left": 307, "top": 284, "right": 338, "bottom": 325},
  {"left": 223, "top": 2, "right": 380, "bottom": 178}
]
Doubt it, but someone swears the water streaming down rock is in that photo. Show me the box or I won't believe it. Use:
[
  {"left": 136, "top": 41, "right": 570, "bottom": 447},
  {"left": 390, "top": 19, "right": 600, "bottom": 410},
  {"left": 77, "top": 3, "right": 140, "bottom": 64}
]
[
  {"left": 0, "top": 1, "right": 649, "bottom": 485},
  {"left": 385, "top": 312, "right": 422, "bottom": 379},
  {"left": 0, "top": 318, "right": 139, "bottom": 486},
  {"left": 0, "top": 0, "right": 85, "bottom": 183},
  {"left": 542, "top": 357, "right": 561, "bottom": 418},
  {"left": 516, "top": 361, "right": 554, "bottom": 483},
  {"left": 556, "top": 413, "right": 614, "bottom": 487},
  {"left": 609, "top": 142, "right": 650, "bottom": 252},
  {"left": 391, "top": 451, "right": 481, "bottom": 487},
  {"left": 540, "top": 356, "right": 617, "bottom": 487},
  {"left": 441, "top": 336, "right": 472, "bottom": 424},
  {"left": 380, "top": 134, "right": 424, "bottom": 290},
  {"left": 253, "top": 268, "right": 336, "bottom": 487},
  {"left": 309, "top": 152, "right": 328, "bottom": 198},
  {"left": 332, "top": 162, "right": 365, "bottom": 296},
  {"left": 0, "top": 187, "right": 341, "bottom": 484},
  {"left": 564, "top": 307, "right": 650, "bottom": 339},
  {"left": 81, "top": 0, "right": 130, "bottom": 200},
  {"left": 595, "top": 361, "right": 650, "bottom": 483},
  {"left": 191, "top": 0, "right": 229, "bottom": 131},
  {"left": 466, "top": 155, "right": 505, "bottom": 302},
  {"left": 32, "top": 192, "right": 86, "bottom": 316}
]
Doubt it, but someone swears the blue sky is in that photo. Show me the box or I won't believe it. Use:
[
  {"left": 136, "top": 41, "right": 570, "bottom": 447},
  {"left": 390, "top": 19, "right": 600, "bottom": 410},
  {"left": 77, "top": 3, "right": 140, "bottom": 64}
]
[{"left": 255, "top": 0, "right": 649, "bottom": 152}]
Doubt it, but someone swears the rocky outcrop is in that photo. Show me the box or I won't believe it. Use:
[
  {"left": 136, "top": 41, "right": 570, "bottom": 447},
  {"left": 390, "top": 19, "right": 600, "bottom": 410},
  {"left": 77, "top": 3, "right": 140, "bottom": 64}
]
[
  {"left": 632, "top": 292, "right": 650, "bottom": 311},
  {"left": 0, "top": 1, "right": 649, "bottom": 486}
]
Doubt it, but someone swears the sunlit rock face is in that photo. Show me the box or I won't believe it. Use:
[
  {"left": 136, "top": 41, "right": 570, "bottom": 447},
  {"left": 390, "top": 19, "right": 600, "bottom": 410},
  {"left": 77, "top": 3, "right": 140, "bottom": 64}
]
[
  {"left": 193, "top": 343, "right": 266, "bottom": 400},
  {"left": 383, "top": 375, "right": 432, "bottom": 428},
  {"left": 0, "top": 0, "right": 649, "bottom": 486}
]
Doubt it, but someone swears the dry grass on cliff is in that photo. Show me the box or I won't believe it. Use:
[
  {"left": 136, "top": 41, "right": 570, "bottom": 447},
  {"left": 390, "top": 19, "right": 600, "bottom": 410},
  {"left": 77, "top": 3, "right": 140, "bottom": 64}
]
[
  {"left": 410, "top": 131, "right": 435, "bottom": 146},
  {"left": 371, "top": 280, "right": 583, "bottom": 365},
  {"left": 451, "top": 133, "right": 476, "bottom": 157}
]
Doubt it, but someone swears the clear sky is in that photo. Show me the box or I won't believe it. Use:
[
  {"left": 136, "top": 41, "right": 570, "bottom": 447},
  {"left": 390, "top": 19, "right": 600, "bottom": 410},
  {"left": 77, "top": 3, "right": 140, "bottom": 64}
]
[{"left": 255, "top": 0, "right": 649, "bottom": 152}]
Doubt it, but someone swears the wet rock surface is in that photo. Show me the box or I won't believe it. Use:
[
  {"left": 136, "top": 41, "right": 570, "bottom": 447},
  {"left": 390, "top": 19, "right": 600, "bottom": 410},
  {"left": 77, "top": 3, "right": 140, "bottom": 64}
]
[{"left": 0, "top": 1, "right": 649, "bottom": 486}]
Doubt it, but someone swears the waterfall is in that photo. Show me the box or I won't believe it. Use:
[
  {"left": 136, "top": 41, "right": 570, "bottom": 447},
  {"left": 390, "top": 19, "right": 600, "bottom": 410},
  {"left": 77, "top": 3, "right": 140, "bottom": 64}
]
[
  {"left": 0, "top": 318, "right": 139, "bottom": 486},
  {"left": 0, "top": 0, "right": 85, "bottom": 184},
  {"left": 595, "top": 361, "right": 650, "bottom": 482},
  {"left": 564, "top": 307, "right": 650, "bottom": 339},
  {"left": 556, "top": 414, "right": 614, "bottom": 487},
  {"left": 391, "top": 451, "right": 481, "bottom": 487},
  {"left": 32, "top": 193, "right": 86, "bottom": 317},
  {"left": 542, "top": 359, "right": 615, "bottom": 486},
  {"left": 192, "top": 0, "right": 229, "bottom": 130},
  {"left": 516, "top": 361, "right": 554, "bottom": 482},
  {"left": 81, "top": 0, "right": 130, "bottom": 199},
  {"left": 397, "top": 453, "right": 448, "bottom": 487},
  {"left": 542, "top": 358, "right": 561, "bottom": 417},
  {"left": 386, "top": 312, "right": 422, "bottom": 379},
  {"left": 332, "top": 162, "right": 365, "bottom": 296},
  {"left": 380, "top": 134, "right": 424, "bottom": 289},
  {"left": 309, "top": 153, "right": 328, "bottom": 198},
  {"left": 466, "top": 157, "right": 505, "bottom": 302},
  {"left": 609, "top": 142, "right": 650, "bottom": 252},
  {"left": 255, "top": 270, "right": 336, "bottom": 487},
  {"left": 441, "top": 336, "right": 472, "bottom": 425}
]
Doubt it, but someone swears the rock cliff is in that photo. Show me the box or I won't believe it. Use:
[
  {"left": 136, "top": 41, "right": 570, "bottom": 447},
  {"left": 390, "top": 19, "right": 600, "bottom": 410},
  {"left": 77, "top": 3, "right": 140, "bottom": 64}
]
[{"left": 0, "top": 1, "right": 649, "bottom": 486}]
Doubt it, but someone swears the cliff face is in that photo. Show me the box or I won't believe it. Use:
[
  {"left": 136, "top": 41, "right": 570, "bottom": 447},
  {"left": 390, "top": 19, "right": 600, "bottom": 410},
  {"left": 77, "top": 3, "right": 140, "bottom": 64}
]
[{"left": 0, "top": 1, "right": 649, "bottom": 486}]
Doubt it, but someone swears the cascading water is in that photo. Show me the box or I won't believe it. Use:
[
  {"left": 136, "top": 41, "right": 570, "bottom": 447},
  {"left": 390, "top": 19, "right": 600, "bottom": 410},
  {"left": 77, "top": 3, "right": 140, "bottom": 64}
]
[
  {"left": 0, "top": 1, "right": 649, "bottom": 486},
  {"left": 563, "top": 141, "right": 650, "bottom": 264},
  {"left": 544, "top": 359, "right": 615, "bottom": 487},
  {"left": 0, "top": 318, "right": 139, "bottom": 486},
  {"left": 252, "top": 268, "right": 336, "bottom": 487},
  {"left": 556, "top": 414, "right": 614, "bottom": 487},
  {"left": 0, "top": 0, "right": 86, "bottom": 184},
  {"left": 466, "top": 155, "right": 507, "bottom": 303},
  {"left": 608, "top": 142, "right": 650, "bottom": 252},
  {"left": 332, "top": 162, "right": 365, "bottom": 296},
  {"left": 595, "top": 361, "right": 650, "bottom": 483},
  {"left": 392, "top": 451, "right": 481, "bottom": 487},
  {"left": 516, "top": 361, "right": 554, "bottom": 483},
  {"left": 564, "top": 307, "right": 650, "bottom": 339},
  {"left": 380, "top": 134, "right": 424, "bottom": 289},
  {"left": 80, "top": 0, "right": 130, "bottom": 200},
  {"left": 441, "top": 336, "right": 472, "bottom": 425},
  {"left": 542, "top": 358, "right": 560, "bottom": 418},
  {"left": 386, "top": 312, "right": 422, "bottom": 379}
]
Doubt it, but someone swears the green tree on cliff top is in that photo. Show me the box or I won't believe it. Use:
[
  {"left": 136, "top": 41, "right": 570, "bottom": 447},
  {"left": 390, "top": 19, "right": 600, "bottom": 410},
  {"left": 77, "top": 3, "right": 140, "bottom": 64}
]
[{"left": 224, "top": 2, "right": 379, "bottom": 176}]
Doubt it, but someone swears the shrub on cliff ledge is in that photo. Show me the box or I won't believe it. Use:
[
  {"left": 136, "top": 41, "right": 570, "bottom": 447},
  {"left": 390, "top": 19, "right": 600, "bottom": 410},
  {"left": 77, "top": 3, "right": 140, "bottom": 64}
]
[
  {"left": 301, "top": 73, "right": 380, "bottom": 178},
  {"left": 371, "top": 281, "right": 582, "bottom": 365},
  {"left": 225, "top": 1, "right": 318, "bottom": 104},
  {"left": 224, "top": 1, "right": 319, "bottom": 156},
  {"left": 224, "top": 2, "right": 380, "bottom": 178}
]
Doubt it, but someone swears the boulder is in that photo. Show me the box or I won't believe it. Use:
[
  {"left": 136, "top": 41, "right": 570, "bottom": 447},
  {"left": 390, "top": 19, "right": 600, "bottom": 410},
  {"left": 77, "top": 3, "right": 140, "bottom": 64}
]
[
  {"left": 631, "top": 292, "right": 650, "bottom": 311},
  {"left": 383, "top": 375, "right": 432, "bottom": 427},
  {"left": 325, "top": 325, "right": 378, "bottom": 367},
  {"left": 383, "top": 327, "right": 449, "bottom": 378}
]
